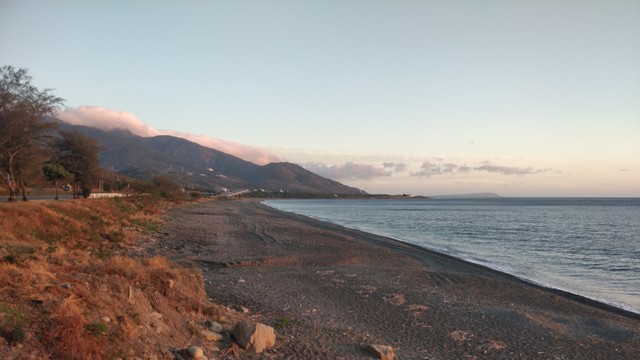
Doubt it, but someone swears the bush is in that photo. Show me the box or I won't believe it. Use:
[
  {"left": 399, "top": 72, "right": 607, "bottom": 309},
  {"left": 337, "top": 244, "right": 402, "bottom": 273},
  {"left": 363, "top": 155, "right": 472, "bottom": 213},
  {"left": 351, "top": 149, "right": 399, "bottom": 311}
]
[
  {"left": 0, "top": 304, "right": 27, "bottom": 344},
  {"left": 84, "top": 321, "right": 108, "bottom": 337}
]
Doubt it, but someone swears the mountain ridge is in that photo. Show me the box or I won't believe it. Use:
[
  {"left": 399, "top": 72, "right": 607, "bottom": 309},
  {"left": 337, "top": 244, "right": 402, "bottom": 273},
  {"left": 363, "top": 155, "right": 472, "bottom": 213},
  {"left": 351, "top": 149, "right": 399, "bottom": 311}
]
[{"left": 59, "top": 123, "right": 365, "bottom": 195}]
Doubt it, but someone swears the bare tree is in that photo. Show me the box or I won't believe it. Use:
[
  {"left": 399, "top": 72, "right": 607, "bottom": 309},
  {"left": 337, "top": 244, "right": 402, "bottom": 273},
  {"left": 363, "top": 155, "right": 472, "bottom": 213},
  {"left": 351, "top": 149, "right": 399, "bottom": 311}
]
[{"left": 0, "top": 66, "right": 63, "bottom": 201}]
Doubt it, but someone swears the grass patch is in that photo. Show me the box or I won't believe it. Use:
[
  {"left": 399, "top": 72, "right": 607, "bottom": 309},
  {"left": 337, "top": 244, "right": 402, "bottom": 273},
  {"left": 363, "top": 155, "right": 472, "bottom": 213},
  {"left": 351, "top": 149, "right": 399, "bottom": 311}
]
[
  {"left": 103, "top": 228, "right": 125, "bottom": 243},
  {"left": 0, "top": 303, "right": 28, "bottom": 344},
  {"left": 85, "top": 321, "right": 108, "bottom": 337},
  {"left": 1, "top": 242, "right": 36, "bottom": 264},
  {"left": 275, "top": 316, "right": 296, "bottom": 329}
]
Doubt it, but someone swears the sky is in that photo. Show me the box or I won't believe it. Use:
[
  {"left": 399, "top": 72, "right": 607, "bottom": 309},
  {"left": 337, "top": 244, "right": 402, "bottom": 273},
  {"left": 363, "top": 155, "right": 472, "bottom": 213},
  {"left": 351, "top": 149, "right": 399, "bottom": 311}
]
[{"left": 1, "top": 0, "right": 639, "bottom": 197}]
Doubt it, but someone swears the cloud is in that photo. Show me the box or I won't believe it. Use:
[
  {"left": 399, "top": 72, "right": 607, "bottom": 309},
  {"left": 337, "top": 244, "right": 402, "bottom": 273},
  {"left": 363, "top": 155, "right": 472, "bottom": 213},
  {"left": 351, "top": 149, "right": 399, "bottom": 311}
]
[
  {"left": 382, "top": 162, "right": 408, "bottom": 172},
  {"left": 57, "top": 106, "right": 281, "bottom": 165},
  {"left": 57, "top": 106, "right": 160, "bottom": 137},
  {"left": 411, "top": 161, "right": 442, "bottom": 177},
  {"left": 442, "top": 163, "right": 458, "bottom": 174},
  {"left": 474, "top": 164, "right": 551, "bottom": 176},
  {"left": 412, "top": 160, "right": 551, "bottom": 177},
  {"left": 163, "top": 130, "right": 281, "bottom": 165},
  {"left": 304, "top": 162, "right": 392, "bottom": 180}
]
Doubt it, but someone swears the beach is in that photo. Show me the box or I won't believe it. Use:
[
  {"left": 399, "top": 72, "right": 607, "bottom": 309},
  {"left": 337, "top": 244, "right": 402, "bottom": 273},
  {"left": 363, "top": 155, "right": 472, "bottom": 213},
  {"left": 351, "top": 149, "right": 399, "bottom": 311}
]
[{"left": 149, "top": 199, "right": 640, "bottom": 359}]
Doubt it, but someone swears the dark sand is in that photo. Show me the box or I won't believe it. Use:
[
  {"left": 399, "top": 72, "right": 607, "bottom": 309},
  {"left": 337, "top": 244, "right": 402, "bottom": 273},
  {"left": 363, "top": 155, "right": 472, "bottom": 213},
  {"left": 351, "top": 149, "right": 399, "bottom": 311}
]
[{"left": 149, "top": 199, "right": 640, "bottom": 359}]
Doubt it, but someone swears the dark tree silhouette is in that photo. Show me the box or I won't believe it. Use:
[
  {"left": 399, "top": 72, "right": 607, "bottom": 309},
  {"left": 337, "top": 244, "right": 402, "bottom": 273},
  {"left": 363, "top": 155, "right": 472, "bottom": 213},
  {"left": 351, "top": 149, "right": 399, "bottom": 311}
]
[
  {"left": 0, "top": 66, "right": 63, "bottom": 201},
  {"left": 43, "top": 163, "right": 72, "bottom": 200},
  {"left": 53, "top": 130, "right": 102, "bottom": 198}
]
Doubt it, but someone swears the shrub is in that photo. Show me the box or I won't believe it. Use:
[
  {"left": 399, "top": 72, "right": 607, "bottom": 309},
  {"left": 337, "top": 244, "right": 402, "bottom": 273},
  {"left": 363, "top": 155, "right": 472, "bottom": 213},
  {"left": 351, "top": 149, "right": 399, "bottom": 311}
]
[
  {"left": 85, "top": 321, "right": 108, "bottom": 337},
  {"left": 0, "top": 303, "right": 27, "bottom": 344}
]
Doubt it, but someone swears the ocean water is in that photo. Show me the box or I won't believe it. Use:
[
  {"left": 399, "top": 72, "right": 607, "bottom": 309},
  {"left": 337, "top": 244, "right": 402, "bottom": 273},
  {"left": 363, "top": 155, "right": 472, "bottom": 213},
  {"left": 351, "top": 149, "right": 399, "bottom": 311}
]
[{"left": 264, "top": 198, "right": 640, "bottom": 314}]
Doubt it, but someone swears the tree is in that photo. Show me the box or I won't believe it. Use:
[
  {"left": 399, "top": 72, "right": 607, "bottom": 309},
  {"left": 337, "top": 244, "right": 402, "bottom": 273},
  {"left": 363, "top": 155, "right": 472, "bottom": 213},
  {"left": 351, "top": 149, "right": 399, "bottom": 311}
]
[
  {"left": 151, "top": 174, "right": 181, "bottom": 198},
  {"left": 0, "top": 66, "right": 63, "bottom": 201},
  {"left": 13, "top": 143, "right": 49, "bottom": 201},
  {"left": 43, "top": 163, "right": 72, "bottom": 200},
  {"left": 53, "top": 130, "right": 102, "bottom": 198}
]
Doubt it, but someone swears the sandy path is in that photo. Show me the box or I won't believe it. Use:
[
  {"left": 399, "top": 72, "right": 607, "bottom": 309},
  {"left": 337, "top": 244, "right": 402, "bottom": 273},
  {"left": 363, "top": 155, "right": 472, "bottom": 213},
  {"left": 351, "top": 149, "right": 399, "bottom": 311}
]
[{"left": 148, "top": 199, "right": 640, "bottom": 359}]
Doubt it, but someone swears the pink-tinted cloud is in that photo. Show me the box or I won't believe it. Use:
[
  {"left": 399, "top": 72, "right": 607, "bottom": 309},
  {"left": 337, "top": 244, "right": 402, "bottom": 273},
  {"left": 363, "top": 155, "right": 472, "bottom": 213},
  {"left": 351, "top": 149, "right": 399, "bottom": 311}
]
[
  {"left": 57, "top": 106, "right": 160, "bottom": 136},
  {"left": 304, "top": 162, "right": 392, "bottom": 180},
  {"left": 57, "top": 106, "right": 281, "bottom": 165},
  {"left": 162, "top": 130, "right": 281, "bottom": 165}
]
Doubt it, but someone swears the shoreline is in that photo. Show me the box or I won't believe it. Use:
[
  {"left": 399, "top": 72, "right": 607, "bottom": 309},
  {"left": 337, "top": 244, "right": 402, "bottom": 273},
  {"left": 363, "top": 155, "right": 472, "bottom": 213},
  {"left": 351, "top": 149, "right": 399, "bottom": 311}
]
[
  {"left": 259, "top": 201, "right": 640, "bottom": 321},
  {"left": 155, "top": 198, "right": 640, "bottom": 359},
  {"left": 261, "top": 199, "right": 640, "bottom": 319}
]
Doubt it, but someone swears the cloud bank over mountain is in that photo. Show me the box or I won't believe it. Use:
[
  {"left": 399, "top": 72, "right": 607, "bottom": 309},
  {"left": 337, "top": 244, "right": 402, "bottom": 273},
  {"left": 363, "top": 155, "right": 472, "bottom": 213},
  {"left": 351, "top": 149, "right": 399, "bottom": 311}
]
[
  {"left": 57, "top": 106, "right": 281, "bottom": 165},
  {"left": 56, "top": 106, "right": 567, "bottom": 196}
]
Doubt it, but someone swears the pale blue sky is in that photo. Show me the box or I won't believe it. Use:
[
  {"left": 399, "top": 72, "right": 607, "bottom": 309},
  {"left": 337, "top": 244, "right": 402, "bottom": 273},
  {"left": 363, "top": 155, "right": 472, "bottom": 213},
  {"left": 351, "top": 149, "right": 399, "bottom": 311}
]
[{"left": 2, "top": 0, "right": 639, "bottom": 196}]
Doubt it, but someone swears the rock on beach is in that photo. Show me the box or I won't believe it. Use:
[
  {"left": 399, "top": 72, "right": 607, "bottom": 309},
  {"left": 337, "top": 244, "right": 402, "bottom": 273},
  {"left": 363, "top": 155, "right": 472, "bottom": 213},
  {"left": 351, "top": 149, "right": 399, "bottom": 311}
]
[
  {"left": 232, "top": 320, "right": 276, "bottom": 353},
  {"left": 187, "top": 345, "right": 203, "bottom": 358},
  {"left": 368, "top": 344, "right": 395, "bottom": 360}
]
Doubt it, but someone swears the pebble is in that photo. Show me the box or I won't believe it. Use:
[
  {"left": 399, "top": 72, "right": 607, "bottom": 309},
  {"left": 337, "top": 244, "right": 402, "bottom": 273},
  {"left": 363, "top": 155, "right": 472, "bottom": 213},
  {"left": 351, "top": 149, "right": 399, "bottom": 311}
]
[
  {"left": 150, "top": 311, "right": 163, "bottom": 319},
  {"left": 101, "top": 316, "right": 111, "bottom": 323},
  {"left": 187, "top": 346, "right": 203, "bottom": 358},
  {"left": 368, "top": 344, "right": 395, "bottom": 360},
  {"left": 205, "top": 320, "right": 223, "bottom": 333},
  {"left": 200, "top": 329, "right": 223, "bottom": 341}
]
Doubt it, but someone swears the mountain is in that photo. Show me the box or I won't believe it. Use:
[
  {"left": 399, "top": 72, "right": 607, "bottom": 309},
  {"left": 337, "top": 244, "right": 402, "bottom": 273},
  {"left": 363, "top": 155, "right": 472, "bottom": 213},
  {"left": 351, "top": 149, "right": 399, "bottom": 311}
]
[{"left": 60, "top": 123, "right": 365, "bottom": 195}]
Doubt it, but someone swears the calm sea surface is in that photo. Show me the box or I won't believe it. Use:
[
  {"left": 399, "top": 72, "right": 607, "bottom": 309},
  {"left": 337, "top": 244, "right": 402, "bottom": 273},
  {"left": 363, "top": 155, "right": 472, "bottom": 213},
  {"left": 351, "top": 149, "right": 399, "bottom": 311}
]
[{"left": 264, "top": 198, "right": 640, "bottom": 314}]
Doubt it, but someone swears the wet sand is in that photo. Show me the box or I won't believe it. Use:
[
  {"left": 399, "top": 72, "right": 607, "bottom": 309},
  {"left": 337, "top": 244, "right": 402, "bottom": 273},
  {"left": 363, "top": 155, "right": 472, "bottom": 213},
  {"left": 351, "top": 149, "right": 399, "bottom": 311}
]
[{"left": 150, "top": 199, "right": 640, "bottom": 359}]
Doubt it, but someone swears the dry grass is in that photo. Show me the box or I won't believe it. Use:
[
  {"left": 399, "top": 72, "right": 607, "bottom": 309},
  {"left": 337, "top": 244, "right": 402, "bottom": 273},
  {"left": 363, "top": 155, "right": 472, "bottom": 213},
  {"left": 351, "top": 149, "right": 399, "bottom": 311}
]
[{"left": 0, "top": 196, "right": 234, "bottom": 359}]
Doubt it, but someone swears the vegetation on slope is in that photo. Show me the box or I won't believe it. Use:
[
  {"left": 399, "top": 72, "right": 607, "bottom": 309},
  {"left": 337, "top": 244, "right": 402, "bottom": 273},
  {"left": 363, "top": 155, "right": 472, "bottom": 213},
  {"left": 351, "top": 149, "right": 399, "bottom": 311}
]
[{"left": 0, "top": 196, "right": 239, "bottom": 359}]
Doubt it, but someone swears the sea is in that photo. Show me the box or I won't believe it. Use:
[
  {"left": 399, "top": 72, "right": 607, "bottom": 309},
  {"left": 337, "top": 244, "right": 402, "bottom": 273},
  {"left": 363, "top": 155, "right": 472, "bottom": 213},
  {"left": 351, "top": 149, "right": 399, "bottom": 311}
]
[{"left": 264, "top": 197, "right": 640, "bottom": 314}]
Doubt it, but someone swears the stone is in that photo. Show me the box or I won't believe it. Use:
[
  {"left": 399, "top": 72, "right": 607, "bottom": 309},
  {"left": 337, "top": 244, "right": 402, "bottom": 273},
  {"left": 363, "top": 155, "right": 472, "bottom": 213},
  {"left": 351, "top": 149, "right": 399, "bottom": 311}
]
[
  {"left": 101, "top": 316, "right": 111, "bottom": 323},
  {"left": 187, "top": 346, "right": 203, "bottom": 358},
  {"left": 200, "top": 329, "right": 223, "bottom": 341},
  {"left": 368, "top": 344, "right": 395, "bottom": 360},
  {"left": 232, "top": 321, "right": 276, "bottom": 353},
  {"left": 167, "top": 279, "right": 175, "bottom": 288},
  {"left": 204, "top": 320, "right": 223, "bottom": 333},
  {"left": 150, "top": 311, "right": 163, "bottom": 319}
]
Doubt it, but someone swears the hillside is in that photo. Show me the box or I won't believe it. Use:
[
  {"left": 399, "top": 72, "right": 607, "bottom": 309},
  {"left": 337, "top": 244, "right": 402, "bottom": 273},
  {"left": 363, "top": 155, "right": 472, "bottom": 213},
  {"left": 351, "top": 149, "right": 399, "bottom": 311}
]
[
  {"left": 0, "top": 197, "right": 244, "bottom": 359},
  {"left": 61, "top": 124, "right": 365, "bottom": 195}
]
